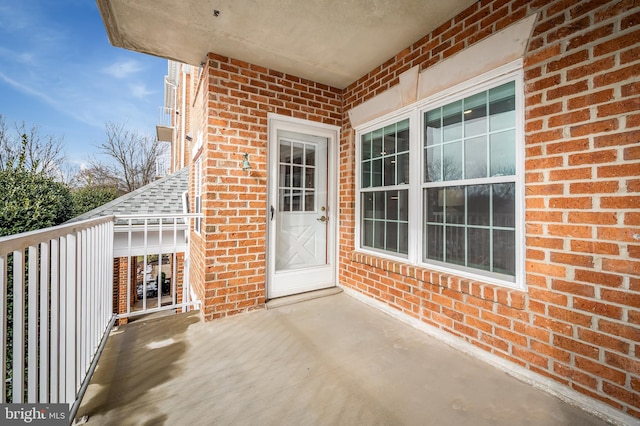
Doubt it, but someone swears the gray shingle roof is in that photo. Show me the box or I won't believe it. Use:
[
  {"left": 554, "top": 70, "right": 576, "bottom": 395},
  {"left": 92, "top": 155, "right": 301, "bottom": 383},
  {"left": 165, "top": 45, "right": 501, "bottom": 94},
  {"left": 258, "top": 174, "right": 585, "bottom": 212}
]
[{"left": 69, "top": 167, "right": 189, "bottom": 222}]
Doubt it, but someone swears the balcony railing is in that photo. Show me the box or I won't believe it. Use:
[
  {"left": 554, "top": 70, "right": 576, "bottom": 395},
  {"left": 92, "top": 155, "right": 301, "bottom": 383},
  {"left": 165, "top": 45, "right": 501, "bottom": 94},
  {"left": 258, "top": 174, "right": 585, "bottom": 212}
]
[
  {"left": 0, "top": 216, "right": 115, "bottom": 418},
  {"left": 0, "top": 213, "right": 200, "bottom": 419}
]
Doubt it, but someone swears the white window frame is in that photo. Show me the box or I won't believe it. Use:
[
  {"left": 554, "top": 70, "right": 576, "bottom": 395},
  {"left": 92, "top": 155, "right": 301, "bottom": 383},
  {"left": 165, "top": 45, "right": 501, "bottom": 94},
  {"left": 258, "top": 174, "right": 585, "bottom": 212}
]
[
  {"left": 194, "top": 157, "right": 202, "bottom": 234},
  {"left": 355, "top": 60, "right": 525, "bottom": 290}
]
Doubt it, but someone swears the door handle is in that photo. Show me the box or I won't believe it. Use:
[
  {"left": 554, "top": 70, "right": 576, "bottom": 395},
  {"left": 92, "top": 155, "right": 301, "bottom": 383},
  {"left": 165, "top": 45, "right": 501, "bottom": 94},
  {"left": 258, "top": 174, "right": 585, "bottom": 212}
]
[
  {"left": 317, "top": 215, "right": 328, "bottom": 223},
  {"left": 270, "top": 205, "right": 275, "bottom": 220}
]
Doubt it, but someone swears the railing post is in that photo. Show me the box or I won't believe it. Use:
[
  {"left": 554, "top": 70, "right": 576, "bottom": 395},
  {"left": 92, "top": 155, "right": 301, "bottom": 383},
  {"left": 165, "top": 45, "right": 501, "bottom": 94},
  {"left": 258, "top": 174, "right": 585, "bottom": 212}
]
[
  {"left": 12, "top": 249, "right": 24, "bottom": 403},
  {"left": 39, "top": 241, "right": 50, "bottom": 403},
  {"left": 27, "top": 245, "right": 37, "bottom": 403},
  {"left": 0, "top": 254, "right": 6, "bottom": 402},
  {"left": 65, "top": 232, "right": 77, "bottom": 405}
]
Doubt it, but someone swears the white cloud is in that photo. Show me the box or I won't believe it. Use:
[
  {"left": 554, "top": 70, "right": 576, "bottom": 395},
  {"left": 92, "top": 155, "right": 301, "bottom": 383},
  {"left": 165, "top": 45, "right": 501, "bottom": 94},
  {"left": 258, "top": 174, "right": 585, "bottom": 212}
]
[
  {"left": 130, "top": 83, "right": 155, "bottom": 99},
  {"left": 103, "top": 59, "right": 144, "bottom": 79}
]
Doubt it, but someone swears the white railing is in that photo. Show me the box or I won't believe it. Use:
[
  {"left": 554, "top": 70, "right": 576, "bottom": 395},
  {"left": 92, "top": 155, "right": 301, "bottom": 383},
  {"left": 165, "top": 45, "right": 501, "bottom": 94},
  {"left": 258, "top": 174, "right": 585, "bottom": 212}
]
[
  {"left": 114, "top": 214, "right": 200, "bottom": 319},
  {"left": 157, "top": 106, "right": 173, "bottom": 128},
  {"left": 156, "top": 154, "right": 171, "bottom": 178},
  {"left": 0, "top": 216, "right": 116, "bottom": 414}
]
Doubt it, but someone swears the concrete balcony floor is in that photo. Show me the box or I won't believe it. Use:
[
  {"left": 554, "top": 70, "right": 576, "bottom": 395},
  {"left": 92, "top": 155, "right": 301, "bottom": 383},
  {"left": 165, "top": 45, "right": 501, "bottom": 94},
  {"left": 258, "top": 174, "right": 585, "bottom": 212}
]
[{"left": 76, "top": 292, "right": 609, "bottom": 425}]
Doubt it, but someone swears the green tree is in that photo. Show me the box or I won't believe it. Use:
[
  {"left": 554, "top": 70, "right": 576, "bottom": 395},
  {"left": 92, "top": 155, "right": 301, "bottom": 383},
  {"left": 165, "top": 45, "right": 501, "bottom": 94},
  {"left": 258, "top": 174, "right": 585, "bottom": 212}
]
[
  {"left": 71, "top": 185, "right": 120, "bottom": 217},
  {"left": 0, "top": 135, "right": 73, "bottom": 236}
]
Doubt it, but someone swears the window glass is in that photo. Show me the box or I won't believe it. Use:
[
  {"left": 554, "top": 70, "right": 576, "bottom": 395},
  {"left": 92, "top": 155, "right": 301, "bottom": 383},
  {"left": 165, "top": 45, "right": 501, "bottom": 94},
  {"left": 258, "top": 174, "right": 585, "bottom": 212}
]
[
  {"left": 357, "top": 75, "right": 519, "bottom": 284},
  {"left": 359, "top": 118, "right": 410, "bottom": 255},
  {"left": 422, "top": 79, "right": 517, "bottom": 280}
]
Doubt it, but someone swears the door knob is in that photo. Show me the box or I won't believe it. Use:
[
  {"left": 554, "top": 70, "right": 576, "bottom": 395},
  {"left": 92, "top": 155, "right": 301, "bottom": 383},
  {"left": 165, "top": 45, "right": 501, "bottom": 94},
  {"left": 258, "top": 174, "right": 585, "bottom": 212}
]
[{"left": 317, "top": 215, "right": 328, "bottom": 223}]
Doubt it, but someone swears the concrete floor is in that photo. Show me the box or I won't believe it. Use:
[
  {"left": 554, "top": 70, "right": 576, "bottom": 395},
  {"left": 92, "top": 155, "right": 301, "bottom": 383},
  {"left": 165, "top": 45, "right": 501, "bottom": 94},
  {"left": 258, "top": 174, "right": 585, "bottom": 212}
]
[{"left": 76, "top": 292, "right": 611, "bottom": 426}]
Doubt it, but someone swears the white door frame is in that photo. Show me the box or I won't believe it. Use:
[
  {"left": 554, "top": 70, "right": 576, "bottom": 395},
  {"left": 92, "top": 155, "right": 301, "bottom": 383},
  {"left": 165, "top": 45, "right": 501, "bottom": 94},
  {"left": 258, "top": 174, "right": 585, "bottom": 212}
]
[{"left": 266, "top": 113, "right": 340, "bottom": 299}]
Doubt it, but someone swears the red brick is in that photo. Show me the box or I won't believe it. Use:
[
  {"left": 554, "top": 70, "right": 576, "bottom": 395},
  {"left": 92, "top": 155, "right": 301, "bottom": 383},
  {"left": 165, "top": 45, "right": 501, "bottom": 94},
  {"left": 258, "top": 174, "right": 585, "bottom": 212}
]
[
  {"left": 526, "top": 261, "right": 566, "bottom": 278},
  {"left": 575, "top": 269, "right": 623, "bottom": 287},
  {"left": 546, "top": 49, "right": 589, "bottom": 73},
  {"left": 548, "top": 197, "right": 592, "bottom": 209},
  {"left": 526, "top": 236, "right": 564, "bottom": 250},
  {"left": 600, "top": 195, "right": 640, "bottom": 208},
  {"left": 547, "top": 224, "right": 592, "bottom": 238},
  {"left": 578, "top": 328, "right": 630, "bottom": 354},
  {"left": 569, "top": 181, "right": 619, "bottom": 194},
  {"left": 550, "top": 252, "right": 593, "bottom": 267},
  {"left": 552, "top": 279, "right": 595, "bottom": 297},
  {"left": 568, "top": 150, "right": 617, "bottom": 166},
  {"left": 621, "top": 45, "right": 640, "bottom": 65},
  {"left": 625, "top": 145, "right": 640, "bottom": 160},
  {"left": 599, "top": 318, "right": 640, "bottom": 341},
  {"left": 512, "top": 345, "right": 549, "bottom": 369},
  {"left": 594, "top": 28, "right": 640, "bottom": 57},
  {"left": 533, "top": 315, "right": 574, "bottom": 337},
  {"left": 567, "top": 56, "right": 616, "bottom": 81},
  {"left": 567, "top": 89, "right": 615, "bottom": 110},
  {"left": 570, "top": 240, "right": 619, "bottom": 256},
  {"left": 602, "top": 382, "right": 640, "bottom": 407},
  {"left": 594, "top": 65, "right": 638, "bottom": 87},
  {"left": 554, "top": 335, "right": 599, "bottom": 359},
  {"left": 601, "top": 289, "right": 640, "bottom": 309},
  {"left": 597, "top": 99, "right": 640, "bottom": 118},
  {"left": 573, "top": 297, "right": 623, "bottom": 320},
  {"left": 554, "top": 363, "right": 598, "bottom": 389},
  {"left": 570, "top": 119, "right": 618, "bottom": 137},
  {"left": 547, "top": 80, "right": 589, "bottom": 101},
  {"left": 567, "top": 212, "right": 617, "bottom": 225},
  {"left": 547, "top": 138, "right": 589, "bottom": 155},
  {"left": 530, "top": 287, "right": 568, "bottom": 306},
  {"left": 567, "top": 24, "right": 615, "bottom": 51},
  {"left": 595, "top": 0, "right": 639, "bottom": 23},
  {"left": 575, "top": 356, "right": 627, "bottom": 385},
  {"left": 549, "top": 167, "right": 592, "bottom": 181},
  {"left": 598, "top": 226, "right": 640, "bottom": 242},
  {"left": 548, "top": 305, "right": 592, "bottom": 327},
  {"left": 547, "top": 110, "right": 590, "bottom": 128},
  {"left": 594, "top": 130, "right": 640, "bottom": 148},
  {"left": 602, "top": 258, "right": 640, "bottom": 275},
  {"left": 624, "top": 212, "right": 640, "bottom": 225},
  {"left": 524, "top": 44, "right": 562, "bottom": 67}
]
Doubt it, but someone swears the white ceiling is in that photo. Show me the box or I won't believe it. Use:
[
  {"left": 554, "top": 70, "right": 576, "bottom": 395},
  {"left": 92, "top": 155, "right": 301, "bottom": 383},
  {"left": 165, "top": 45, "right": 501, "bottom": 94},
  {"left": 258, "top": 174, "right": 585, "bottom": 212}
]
[{"left": 97, "top": 0, "right": 476, "bottom": 89}]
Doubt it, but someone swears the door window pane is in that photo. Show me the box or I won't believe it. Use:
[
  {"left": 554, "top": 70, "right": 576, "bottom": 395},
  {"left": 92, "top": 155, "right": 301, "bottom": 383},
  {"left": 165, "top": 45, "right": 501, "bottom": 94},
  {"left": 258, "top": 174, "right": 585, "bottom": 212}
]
[
  {"left": 305, "top": 192, "right": 315, "bottom": 212},
  {"left": 306, "top": 145, "right": 316, "bottom": 166},
  {"left": 292, "top": 143, "right": 304, "bottom": 164}
]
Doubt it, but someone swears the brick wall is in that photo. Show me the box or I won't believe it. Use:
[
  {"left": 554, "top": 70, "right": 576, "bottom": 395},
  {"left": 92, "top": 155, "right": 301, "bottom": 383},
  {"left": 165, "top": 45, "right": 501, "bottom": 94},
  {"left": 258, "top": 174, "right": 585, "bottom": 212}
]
[
  {"left": 190, "top": 53, "right": 342, "bottom": 320},
  {"left": 339, "top": 0, "right": 640, "bottom": 418},
  {"left": 113, "top": 256, "right": 130, "bottom": 325}
]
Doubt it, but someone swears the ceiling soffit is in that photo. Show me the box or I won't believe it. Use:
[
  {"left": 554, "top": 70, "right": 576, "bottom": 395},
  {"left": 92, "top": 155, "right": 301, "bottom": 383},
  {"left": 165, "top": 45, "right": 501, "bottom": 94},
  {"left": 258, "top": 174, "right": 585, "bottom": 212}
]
[{"left": 98, "top": 0, "right": 477, "bottom": 89}]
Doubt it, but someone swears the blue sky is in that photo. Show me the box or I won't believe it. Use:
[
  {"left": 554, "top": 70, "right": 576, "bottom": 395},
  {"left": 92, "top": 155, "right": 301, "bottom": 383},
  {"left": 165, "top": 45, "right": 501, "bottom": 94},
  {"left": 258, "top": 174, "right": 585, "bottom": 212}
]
[{"left": 0, "top": 0, "right": 167, "bottom": 165}]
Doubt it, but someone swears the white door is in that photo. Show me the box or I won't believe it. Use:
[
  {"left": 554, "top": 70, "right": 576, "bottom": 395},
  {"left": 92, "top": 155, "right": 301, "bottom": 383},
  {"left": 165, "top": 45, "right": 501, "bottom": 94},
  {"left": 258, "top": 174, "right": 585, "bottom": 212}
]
[{"left": 267, "top": 117, "right": 337, "bottom": 299}]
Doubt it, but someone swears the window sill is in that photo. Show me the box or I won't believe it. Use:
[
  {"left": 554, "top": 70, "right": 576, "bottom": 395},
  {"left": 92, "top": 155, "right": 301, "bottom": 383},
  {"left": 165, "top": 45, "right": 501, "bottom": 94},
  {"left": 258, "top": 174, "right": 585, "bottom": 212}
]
[{"left": 350, "top": 251, "right": 527, "bottom": 310}]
